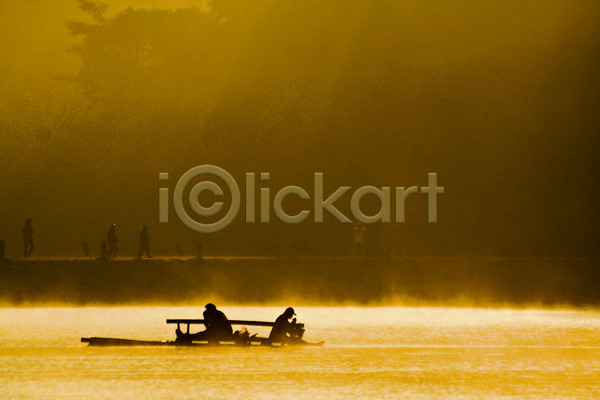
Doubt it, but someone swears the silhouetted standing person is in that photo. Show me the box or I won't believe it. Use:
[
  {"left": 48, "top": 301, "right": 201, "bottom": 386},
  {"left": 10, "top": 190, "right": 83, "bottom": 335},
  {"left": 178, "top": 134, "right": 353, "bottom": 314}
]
[
  {"left": 98, "top": 241, "right": 108, "bottom": 260},
  {"left": 82, "top": 242, "right": 90, "bottom": 257},
  {"left": 354, "top": 222, "right": 366, "bottom": 256},
  {"left": 137, "top": 224, "right": 151, "bottom": 259},
  {"left": 106, "top": 224, "right": 119, "bottom": 258},
  {"left": 22, "top": 218, "right": 34, "bottom": 258}
]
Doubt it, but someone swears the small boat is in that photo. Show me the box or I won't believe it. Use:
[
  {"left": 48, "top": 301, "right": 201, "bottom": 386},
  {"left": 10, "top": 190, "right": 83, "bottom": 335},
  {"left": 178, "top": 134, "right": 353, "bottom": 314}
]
[{"left": 81, "top": 318, "right": 324, "bottom": 347}]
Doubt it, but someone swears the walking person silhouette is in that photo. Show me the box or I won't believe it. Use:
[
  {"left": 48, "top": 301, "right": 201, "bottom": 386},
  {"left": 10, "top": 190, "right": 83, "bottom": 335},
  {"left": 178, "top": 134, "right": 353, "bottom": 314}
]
[{"left": 22, "top": 218, "right": 34, "bottom": 258}]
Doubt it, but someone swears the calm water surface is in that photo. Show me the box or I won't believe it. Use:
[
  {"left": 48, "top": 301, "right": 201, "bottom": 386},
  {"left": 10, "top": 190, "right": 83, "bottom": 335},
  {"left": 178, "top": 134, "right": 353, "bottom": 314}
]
[{"left": 1, "top": 306, "right": 600, "bottom": 399}]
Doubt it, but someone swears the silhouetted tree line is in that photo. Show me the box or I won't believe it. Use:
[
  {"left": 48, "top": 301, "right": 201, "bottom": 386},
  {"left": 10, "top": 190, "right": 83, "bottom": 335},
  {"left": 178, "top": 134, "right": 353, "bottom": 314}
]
[
  {"left": 2, "top": 0, "right": 598, "bottom": 257},
  {"left": 64, "top": 0, "right": 417, "bottom": 170}
]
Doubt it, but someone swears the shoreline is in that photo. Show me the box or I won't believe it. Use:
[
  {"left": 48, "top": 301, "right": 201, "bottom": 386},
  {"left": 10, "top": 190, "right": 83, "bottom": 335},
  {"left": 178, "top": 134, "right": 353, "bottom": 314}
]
[{"left": 1, "top": 257, "right": 599, "bottom": 307}]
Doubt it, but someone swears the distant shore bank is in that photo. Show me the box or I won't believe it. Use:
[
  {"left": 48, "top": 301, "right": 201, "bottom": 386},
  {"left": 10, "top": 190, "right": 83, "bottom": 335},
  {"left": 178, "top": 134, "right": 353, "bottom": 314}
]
[{"left": 1, "top": 257, "right": 599, "bottom": 307}]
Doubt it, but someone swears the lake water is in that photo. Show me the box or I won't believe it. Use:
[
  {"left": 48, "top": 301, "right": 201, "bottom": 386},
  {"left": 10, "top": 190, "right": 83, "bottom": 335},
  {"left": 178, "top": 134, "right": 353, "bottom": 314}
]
[{"left": 1, "top": 306, "right": 600, "bottom": 399}]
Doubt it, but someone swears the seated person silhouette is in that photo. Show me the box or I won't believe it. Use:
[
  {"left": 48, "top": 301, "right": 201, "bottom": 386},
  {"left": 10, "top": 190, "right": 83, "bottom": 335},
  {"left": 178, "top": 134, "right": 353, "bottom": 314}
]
[
  {"left": 269, "top": 307, "right": 305, "bottom": 344},
  {"left": 176, "top": 303, "right": 232, "bottom": 344}
]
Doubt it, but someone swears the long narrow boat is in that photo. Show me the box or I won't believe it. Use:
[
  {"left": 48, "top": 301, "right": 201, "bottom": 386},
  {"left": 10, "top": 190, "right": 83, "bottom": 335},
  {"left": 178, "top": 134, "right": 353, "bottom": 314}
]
[{"left": 81, "top": 318, "right": 324, "bottom": 347}]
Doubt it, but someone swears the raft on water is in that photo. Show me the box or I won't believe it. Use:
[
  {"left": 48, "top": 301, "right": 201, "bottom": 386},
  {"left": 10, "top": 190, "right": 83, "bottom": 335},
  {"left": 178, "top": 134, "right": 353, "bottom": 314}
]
[{"left": 81, "top": 318, "right": 324, "bottom": 347}]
